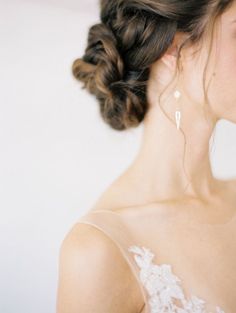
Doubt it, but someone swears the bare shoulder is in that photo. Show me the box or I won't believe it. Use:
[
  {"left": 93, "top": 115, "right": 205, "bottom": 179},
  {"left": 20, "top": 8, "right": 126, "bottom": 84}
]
[{"left": 56, "top": 222, "right": 144, "bottom": 313}]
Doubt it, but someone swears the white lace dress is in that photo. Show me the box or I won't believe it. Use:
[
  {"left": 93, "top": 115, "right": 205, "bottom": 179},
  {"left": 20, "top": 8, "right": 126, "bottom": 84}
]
[{"left": 128, "top": 245, "right": 225, "bottom": 313}]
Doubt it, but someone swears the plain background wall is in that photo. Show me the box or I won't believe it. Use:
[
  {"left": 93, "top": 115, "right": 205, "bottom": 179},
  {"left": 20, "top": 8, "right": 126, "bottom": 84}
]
[{"left": 0, "top": 1, "right": 236, "bottom": 312}]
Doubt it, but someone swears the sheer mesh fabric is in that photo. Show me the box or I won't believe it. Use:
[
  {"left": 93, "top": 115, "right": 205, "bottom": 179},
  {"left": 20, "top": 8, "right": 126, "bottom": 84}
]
[{"left": 76, "top": 209, "right": 227, "bottom": 313}]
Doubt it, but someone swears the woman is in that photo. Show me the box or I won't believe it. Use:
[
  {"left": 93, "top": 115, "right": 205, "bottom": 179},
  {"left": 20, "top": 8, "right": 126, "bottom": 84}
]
[{"left": 56, "top": 1, "right": 236, "bottom": 312}]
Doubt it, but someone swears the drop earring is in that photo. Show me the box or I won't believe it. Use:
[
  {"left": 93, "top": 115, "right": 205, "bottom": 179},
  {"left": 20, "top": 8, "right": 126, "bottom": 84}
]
[{"left": 174, "top": 89, "right": 181, "bottom": 130}]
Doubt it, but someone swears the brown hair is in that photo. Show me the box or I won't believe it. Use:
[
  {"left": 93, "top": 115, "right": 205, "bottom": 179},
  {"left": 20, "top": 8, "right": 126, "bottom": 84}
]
[{"left": 72, "top": 0, "right": 233, "bottom": 131}]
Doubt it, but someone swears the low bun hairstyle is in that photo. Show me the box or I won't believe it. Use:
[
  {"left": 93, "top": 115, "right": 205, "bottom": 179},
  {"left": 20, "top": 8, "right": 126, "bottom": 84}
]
[{"left": 72, "top": 0, "right": 233, "bottom": 131}]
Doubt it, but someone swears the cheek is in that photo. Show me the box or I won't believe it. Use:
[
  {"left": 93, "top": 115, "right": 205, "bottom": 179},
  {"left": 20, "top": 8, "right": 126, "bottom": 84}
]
[
  {"left": 208, "top": 45, "right": 236, "bottom": 118},
  {"left": 216, "top": 53, "right": 236, "bottom": 86}
]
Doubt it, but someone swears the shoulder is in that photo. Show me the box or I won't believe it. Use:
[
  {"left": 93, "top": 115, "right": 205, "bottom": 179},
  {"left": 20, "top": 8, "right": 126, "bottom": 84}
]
[
  {"left": 56, "top": 222, "right": 144, "bottom": 313},
  {"left": 59, "top": 222, "right": 113, "bottom": 260}
]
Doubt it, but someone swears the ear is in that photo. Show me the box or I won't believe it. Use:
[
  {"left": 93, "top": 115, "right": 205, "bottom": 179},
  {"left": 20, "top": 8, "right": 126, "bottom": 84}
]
[
  {"left": 161, "top": 50, "right": 178, "bottom": 70},
  {"left": 161, "top": 32, "right": 185, "bottom": 71}
]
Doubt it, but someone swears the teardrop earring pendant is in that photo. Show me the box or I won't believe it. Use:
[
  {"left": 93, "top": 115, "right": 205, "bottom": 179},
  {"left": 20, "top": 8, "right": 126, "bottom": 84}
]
[
  {"left": 175, "top": 110, "right": 181, "bottom": 130},
  {"left": 174, "top": 90, "right": 181, "bottom": 130}
]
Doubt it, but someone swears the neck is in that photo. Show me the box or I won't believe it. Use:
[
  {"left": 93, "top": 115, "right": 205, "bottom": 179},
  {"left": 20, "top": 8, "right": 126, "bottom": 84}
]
[{"left": 124, "top": 75, "right": 219, "bottom": 204}]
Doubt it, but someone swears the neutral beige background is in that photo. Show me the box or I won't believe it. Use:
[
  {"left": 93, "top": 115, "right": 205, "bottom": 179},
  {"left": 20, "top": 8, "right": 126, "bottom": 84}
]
[{"left": 0, "top": 1, "right": 236, "bottom": 312}]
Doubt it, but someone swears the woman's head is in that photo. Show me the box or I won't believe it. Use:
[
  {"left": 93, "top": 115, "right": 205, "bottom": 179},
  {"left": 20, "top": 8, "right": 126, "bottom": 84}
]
[{"left": 72, "top": 0, "right": 234, "bottom": 131}]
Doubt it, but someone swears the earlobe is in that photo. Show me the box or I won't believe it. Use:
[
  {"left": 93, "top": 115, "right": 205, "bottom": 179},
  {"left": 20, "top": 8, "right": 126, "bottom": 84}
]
[
  {"left": 161, "top": 53, "right": 177, "bottom": 71},
  {"left": 161, "top": 37, "right": 179, "bottom": 70}
]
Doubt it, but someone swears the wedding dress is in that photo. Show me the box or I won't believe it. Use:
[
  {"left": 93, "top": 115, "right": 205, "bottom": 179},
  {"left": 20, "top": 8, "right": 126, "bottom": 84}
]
[{"left": 76, "top": 209, "right": 228, "bottom": 313}]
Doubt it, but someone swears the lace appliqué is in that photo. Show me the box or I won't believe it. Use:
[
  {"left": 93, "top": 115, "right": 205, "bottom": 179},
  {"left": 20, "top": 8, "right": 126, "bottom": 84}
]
[{"left": 128, "top": 245, "right": 225, "bottom": 313}]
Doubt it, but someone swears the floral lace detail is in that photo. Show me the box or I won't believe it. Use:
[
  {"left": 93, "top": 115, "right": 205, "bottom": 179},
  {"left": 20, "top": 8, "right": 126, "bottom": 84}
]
[{"left": 128, "top": 245, "right": 225, "bottom": 313}]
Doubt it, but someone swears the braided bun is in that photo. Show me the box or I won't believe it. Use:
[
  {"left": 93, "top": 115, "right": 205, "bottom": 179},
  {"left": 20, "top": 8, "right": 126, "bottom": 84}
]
[{"left": 72, "top": 22, "right": 148, "bottom": 130}]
